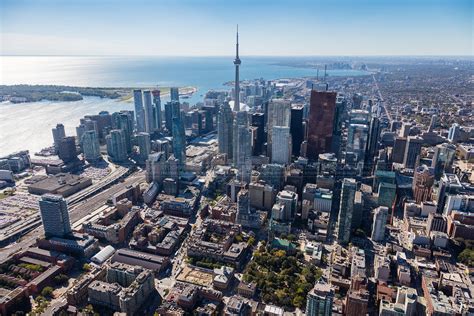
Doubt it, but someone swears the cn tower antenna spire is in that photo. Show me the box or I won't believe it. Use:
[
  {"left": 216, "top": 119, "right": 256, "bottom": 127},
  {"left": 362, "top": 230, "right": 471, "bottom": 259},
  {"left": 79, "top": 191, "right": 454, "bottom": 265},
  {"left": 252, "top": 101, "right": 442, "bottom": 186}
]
[{"left": 233, "top": 24, "right": 241, "bottom": 112}]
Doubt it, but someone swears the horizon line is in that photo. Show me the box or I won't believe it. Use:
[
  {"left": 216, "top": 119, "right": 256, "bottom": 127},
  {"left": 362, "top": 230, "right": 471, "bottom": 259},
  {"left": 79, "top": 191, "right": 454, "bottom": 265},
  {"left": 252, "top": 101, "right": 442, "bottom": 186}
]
[{"left": 1, "top": 54, "right": 473, "bottom": 59}]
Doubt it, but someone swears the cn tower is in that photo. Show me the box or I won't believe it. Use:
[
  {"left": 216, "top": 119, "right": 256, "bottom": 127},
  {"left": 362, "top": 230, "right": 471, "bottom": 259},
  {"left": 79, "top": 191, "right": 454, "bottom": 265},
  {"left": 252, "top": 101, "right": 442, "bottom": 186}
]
[{"left": 233, "top": 25, "right": 241, "bottom": 112}]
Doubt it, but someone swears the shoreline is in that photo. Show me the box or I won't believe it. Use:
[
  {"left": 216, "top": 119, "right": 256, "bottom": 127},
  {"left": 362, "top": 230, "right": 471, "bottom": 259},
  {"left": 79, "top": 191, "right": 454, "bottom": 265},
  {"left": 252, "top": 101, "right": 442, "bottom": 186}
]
[{"left": 0, "top": 84, "right": 198, "bottom": 104}]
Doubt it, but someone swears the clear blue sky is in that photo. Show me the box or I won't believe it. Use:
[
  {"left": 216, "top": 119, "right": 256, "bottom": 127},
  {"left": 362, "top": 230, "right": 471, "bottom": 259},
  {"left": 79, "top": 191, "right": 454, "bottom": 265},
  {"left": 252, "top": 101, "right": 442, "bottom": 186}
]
[{"left": 1, "top": 0, "right": 472, "bottom": 56}]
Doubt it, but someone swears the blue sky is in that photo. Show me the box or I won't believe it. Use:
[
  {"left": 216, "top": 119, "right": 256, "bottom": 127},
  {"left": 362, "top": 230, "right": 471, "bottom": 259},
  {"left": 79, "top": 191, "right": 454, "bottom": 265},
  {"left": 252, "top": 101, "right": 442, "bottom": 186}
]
[{"left": 1, "top": 0, "right": 472, "bottom": 56}]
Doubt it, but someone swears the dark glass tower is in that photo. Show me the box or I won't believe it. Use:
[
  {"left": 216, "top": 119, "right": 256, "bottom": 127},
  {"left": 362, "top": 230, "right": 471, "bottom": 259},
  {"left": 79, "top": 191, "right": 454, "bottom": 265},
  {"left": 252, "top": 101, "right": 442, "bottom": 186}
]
[
  {"left": 307, "top": 90, "right": 337, "bottom": 160},
  {"left": 290, "top": 105, "right": 304, "bottom": 156}
]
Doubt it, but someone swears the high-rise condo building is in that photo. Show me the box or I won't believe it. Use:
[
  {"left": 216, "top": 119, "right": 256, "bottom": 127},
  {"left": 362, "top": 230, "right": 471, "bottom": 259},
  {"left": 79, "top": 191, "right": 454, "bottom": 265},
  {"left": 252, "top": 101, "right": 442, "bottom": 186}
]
[
  {"left": 39, "top": 194, "right": 72, "bottom": 238},
  {"left": 133, "top": 89, "right": 146, "bottom": 132},
  {"left": 306, "top": 283, "right": 334, "bottom": 316},
  {"left": 307, "top": 90, "right": 337, "bottom": 160},
  {"left": 136, "top": 132, "right": 151, "bottom": 162},
  {"left": 82, "top": 130, "right": 101, "bottom": 162},
  {"left": 171, "top": 102, "right": 186, "bottom": 167},
  {"left": 58, "top": 136, "right": 78, "bottom": 163},
  {"left": 113, "top": 111, "right": 133, "bottom": 154},
  {"left": 52, "top": 123, "right": 66, "bottom": 153},
  {"left": 143, "top": 90, "right": 155, "bottom": 133},
  {"left": 106, "top": 129, "right": 127, "bottom": 162},
  {"left": 152, "top": 90, "right": 162, "bottom": 131},
  {"left": 170, "top": 87, "right": 179, "bottom": 103}
]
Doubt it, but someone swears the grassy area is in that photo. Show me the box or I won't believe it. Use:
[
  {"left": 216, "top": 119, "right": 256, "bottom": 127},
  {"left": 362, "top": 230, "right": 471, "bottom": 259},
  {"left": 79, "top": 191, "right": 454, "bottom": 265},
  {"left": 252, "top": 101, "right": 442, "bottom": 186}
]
[{"left": 243, "top": 246, "right": 322, "bottom": 309}]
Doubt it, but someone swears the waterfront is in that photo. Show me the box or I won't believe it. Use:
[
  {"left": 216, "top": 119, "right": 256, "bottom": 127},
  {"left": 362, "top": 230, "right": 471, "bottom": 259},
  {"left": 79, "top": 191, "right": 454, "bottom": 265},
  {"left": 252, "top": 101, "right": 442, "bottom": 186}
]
[
  {"left": 0, "top": 97, "right": 133, "bottom": 156},
  {"left": 0, "top": 56, "right": 369, "bottom": 156}
]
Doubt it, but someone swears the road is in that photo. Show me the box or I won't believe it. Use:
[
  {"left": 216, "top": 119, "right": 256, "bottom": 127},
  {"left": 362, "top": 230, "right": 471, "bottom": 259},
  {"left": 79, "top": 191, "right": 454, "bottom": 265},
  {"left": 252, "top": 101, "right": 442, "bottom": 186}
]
[
  {"left": 0, "top": 171, "right": 146, "bottom": 263},
  {"left": 372, "top": 74, "right": 393, "bottom": 124}
]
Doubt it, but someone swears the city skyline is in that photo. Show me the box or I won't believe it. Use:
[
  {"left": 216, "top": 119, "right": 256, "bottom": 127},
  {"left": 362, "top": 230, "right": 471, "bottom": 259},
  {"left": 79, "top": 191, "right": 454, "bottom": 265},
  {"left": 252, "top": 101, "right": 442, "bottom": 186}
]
[{"left": 1, "top": 0, "right": 472, "bottom": 56}]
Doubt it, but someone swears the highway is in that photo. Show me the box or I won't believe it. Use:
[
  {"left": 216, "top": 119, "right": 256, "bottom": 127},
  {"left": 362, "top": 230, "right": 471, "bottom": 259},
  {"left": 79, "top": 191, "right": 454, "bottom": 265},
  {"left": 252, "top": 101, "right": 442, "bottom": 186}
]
[{"left": 0, "top": 171, "right": 146, "bottom": 263}]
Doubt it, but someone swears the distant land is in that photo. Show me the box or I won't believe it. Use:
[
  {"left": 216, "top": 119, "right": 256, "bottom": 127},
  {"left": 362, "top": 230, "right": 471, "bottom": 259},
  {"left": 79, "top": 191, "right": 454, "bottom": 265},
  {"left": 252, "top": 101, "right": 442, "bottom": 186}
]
[{"left": 0, "top": 85, "right": 197, "bottom": 103}]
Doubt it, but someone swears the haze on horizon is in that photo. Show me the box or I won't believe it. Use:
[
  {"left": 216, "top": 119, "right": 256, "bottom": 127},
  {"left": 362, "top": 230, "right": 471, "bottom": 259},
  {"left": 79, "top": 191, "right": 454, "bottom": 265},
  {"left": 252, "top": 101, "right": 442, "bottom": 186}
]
[{"left": 0, "top": 0, "right": 472, "bottom": 57}]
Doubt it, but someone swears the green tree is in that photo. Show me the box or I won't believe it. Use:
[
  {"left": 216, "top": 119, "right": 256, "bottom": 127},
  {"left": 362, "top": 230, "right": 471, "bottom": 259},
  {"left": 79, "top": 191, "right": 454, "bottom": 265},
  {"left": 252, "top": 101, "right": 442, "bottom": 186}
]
[{"left": 41, "top": 286, "right": 54, "bottom": 298}]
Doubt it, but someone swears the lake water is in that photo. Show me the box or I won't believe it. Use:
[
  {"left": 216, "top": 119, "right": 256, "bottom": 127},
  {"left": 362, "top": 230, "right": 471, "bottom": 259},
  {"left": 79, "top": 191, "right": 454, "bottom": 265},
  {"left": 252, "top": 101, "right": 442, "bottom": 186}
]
[{"left": 0, "top": 56, "right": 368, "bottom": 156}]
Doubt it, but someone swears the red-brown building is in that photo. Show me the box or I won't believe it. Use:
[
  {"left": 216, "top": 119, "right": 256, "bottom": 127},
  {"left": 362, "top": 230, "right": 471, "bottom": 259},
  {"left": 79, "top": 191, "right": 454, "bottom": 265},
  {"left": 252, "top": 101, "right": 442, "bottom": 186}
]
[{"left": 306, "top": 90, "right": 337, "bottom": 160}]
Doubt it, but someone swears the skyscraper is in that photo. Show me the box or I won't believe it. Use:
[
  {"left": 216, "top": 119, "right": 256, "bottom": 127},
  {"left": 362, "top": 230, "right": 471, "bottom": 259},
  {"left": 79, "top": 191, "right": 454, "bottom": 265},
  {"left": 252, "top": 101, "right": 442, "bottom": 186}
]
[
  {"left": 392, "top": 137, "right": 407, "bottom": 164},
  {"left": 170, "top": 87, "right": 179, "bottom": 103},
  {"left": 233, "top": 25, "right": 241, "bottom": 112},
  {"left": 271, "top": 126, "right": 291, "bottom": 165},
  {"left": 106, "top": 129, "right": 127, "bottom": 162},
  {"left": 164, "top": 101, "right": 173, "bottom": 132},
  {"left": 133, "top": 89, "right": 146, "bottom": 132},
  {"left": 364, "top": 116, "right": 381, "bottom": 168},
  {"left": 307, "top": 90, "right": 337, "bottom": 160},
  {"left": 233, "top": 111, "right": 252, "bottom": 182},
  {"left": 337, "top": 178, "right": 356, "bottom": 244},
  {"left": 58, "top": 136, "right": 78, "bottom": 163},
  {"left": 171, "top": 102, "right": 186, "bottom": 166},
  {"left": 267, "top": 99, "right": 291, "bottom": 157},
  {"left": 371, "top": 206, "right": 389, "bottom": 242},
  {"left": 114, "top": 111, "right": 133, "bottom": 154},
  {"left": 346, "top": 124, "right": 369, "bottom": 163},
  {"left": 143, "top": 90, "right": 155, "bottom": 133},
  {"left": 251, "top": 112, "right": 265, "bottom": 155},
  {"left": 152, "top": 90, "right": 162, "bottom": 131},
  {"left": 52, "top": 123, "right": 66, "bottom": 153},
  {"left": 431, "top": 143, "right": 456, "bottom": 180},
  {"left": 136, "top": 132, "right": 151, "bottom": 162},
  {"left": 403, "top": 136, "right": 423, "bottom": 169},
  {"left": 82, "top": 130, "right": 101, "bottom": 162},
  {"left": 39, "top": 194, "right": 72, "bottom": 238},
  {"left": 290, "top": 105, "right": 304, "bottom": 157},
  {"left": 217, "top": 101, "right": 234, "bottom": 159},
  {"left": 76, "top": 119, "right": 98, "bottom": 146}
]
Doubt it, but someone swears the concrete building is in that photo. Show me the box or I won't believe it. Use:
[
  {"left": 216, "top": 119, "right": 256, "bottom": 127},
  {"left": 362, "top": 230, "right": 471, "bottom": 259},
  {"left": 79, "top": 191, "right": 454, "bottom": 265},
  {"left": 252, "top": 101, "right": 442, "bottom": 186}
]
[
  {"left": 87, "top": 262, "right": 154, "bottom": 314},
  {"left": 306, "top": 283, "right": 334, "bottom": 316},
  {"left": 372, "top": 206, "right": 389, "bottom": 242},
  {"left": 39, "top": 194, "right": 72, "bottom": 238},
  {"left": 249, "top": 181, "right": 275, "bottom": 211},
  {"left": 271, "top": 126, "right": 291, "bottom": 165},
  {"left": 276, "top": 190, "right": 298, "bottom": 221},
  {"left": 412, "top": 165, "right": 435, "bottom": 204},
  {"left": 28, "top": 173, "right": 92, "bottom": 197}
]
